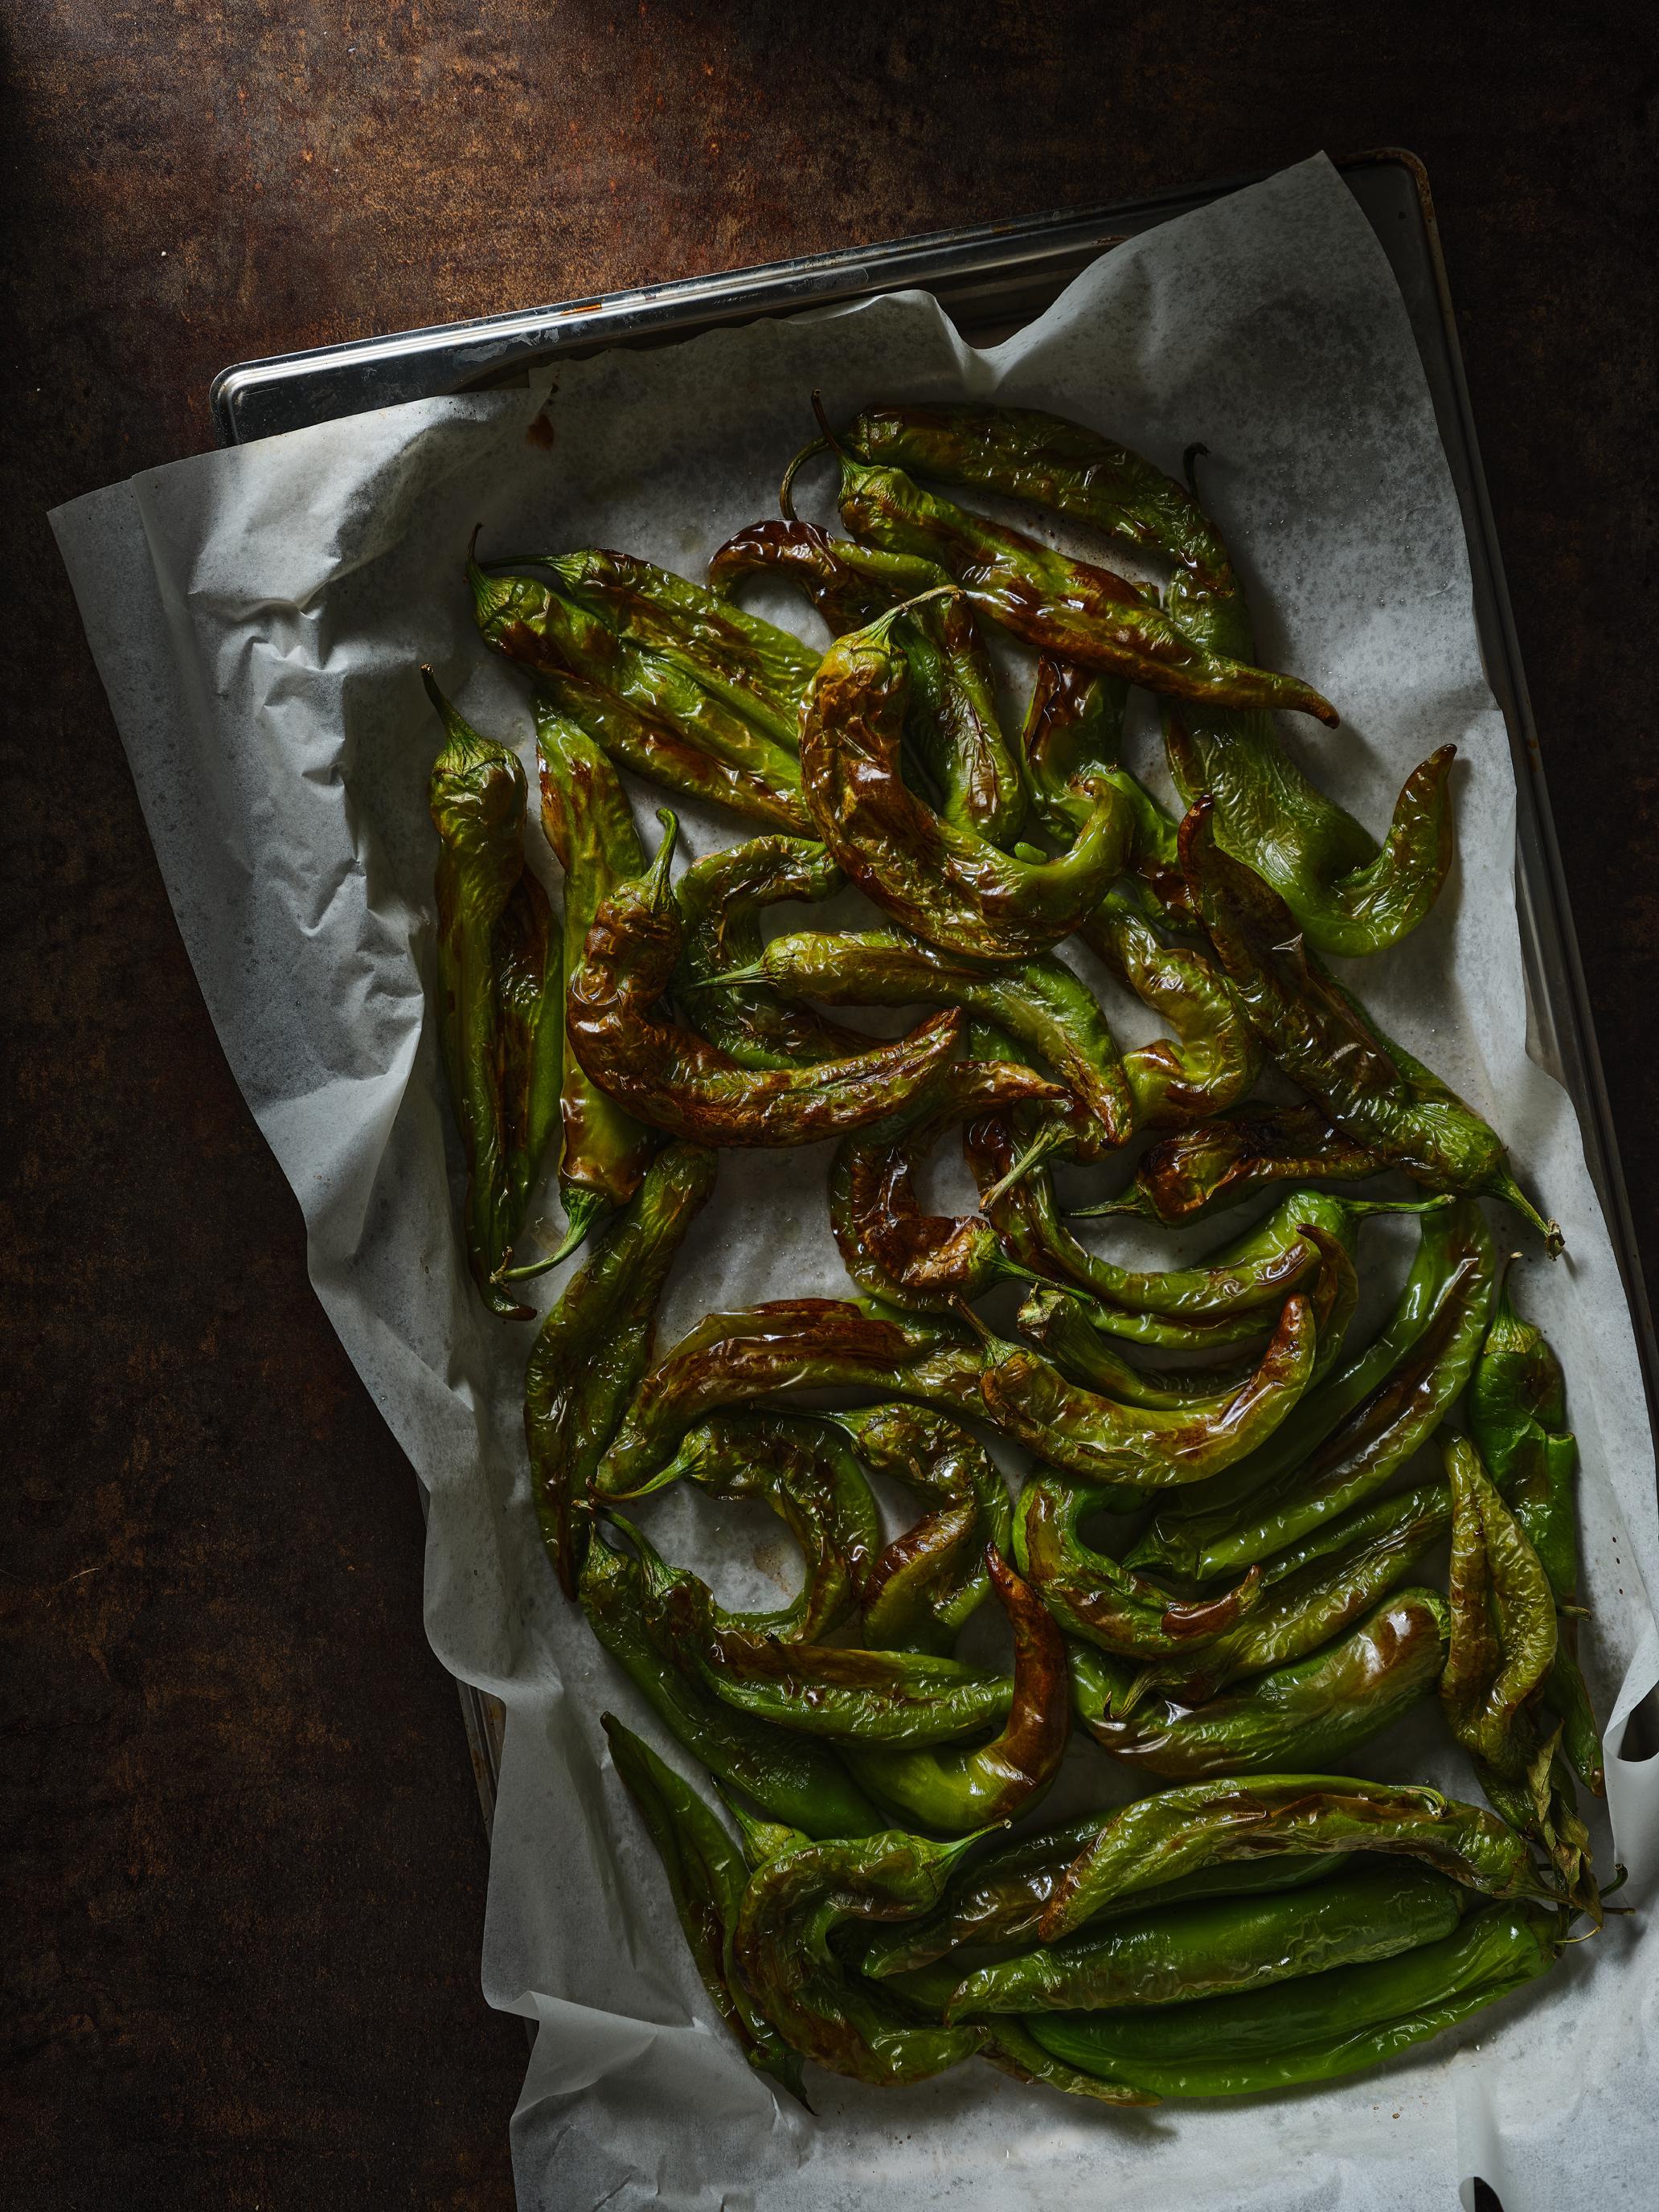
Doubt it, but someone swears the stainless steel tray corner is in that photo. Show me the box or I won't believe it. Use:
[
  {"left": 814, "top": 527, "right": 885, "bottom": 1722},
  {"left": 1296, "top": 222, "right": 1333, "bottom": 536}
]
[{"left": 216, "top": 153, "right": 1659, "bottom": 1835}]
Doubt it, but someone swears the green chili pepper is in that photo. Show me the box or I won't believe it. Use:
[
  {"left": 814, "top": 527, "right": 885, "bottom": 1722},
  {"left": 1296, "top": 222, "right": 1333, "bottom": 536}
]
[
  {"left": 525, "top": 1140, "right": 715, "bottom": 1595},
  {"left": 812, "top": 406, "right": 1337, "bottom": 722},
  {"left": 670, "top": 836, "right": 867, "bottom": 1071},
  {"left": 1441, "top": 1430, "right": 1558, "bottom": 1782},
  {"left": 530, "top": 695, "right": 659, "bottom": 1265},
  {"left": 798, "top": 602, "right": 1131, "bottom": 961},
  {"left": 1038, "top": 1774, "right": 1560, "bottom": 1945},
  {"left": 1015, "top": 1466, "right": 1265, "bottom": 1658},
  {"left": 1182, "top": 797, "right": 1560, "bottom": 1248},
  {"left": 424, "top": 671, "right": 559, "bottom": 1315},
  {"left": 1015, "top": 1287, "right": 1262, "bottom": 1411},
  {"left": 711, "top": 518, "right": 1028, "bottom": 846},
  {"left": 600, "top": 1713, "right": 805, "bottom": 2101},
  {"left": 1073, "top": 1589, "right": 1449, "bottom": 1780},
  {"left": 1088, "top": 885, "right": 1264, "bottom": 1130},
  {"left": 1018, "top": 653, "right": 1186, "bottom": 905},
  {"left": 580, "top": 1527, "right": 885, "bottom": 1839},
  {"left": 1132, "top": 1197, "right": 1473, "bottom": 1577},
  {"left": 862, "top": 1829, "right": 1351, "bottom": 1980},
  {"left": 1122, "top": 1481, "right": 1453, "bottom": 1712},
  {"left": 829, "top": 1059, "right": 1070, "bottom": 1313},
  {"left": 1026, "top": 1900, "right": 1563, "bottom": 2095},
  {"left": 945, "top": 1860, "right": 1464, "bottom": 2022},
  {"left": 567, "top": 811, "right": 965, "bottom": 1146},
  {"left": 730, "top": 1827, "right": 990, "bottom": 2085},
  {"left": 846, "top": 1550, "right": 1071, "bottom": 1832},
  {"left": 637, "top": 1410, "right": 883, "bottom": 1643},
  {"left": 713, "top": 925, "right": 1135, "bottom": 1149},
  {"left": 823, "top": 1403, "right": 1013, "bottom": 1655},
  {"left": 1083, "top": 1101, "right": 1387, "bottom": 1226},
  {"left": 1470, "top": 1270, "right": 1602, "bottom": 1796}
]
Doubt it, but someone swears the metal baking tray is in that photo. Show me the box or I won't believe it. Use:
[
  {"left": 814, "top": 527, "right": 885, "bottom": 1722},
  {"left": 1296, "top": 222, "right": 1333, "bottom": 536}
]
[{"left": 212, "top": 152, "right": 1659, "bottom": 1843}]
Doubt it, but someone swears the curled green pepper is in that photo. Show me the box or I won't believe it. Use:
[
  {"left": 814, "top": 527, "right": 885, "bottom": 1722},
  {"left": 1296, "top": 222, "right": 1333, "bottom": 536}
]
[
  {"left": 1073, "top": 1589, "right": 1449, "bottom": 1780},
  {"left": 567, "top": 812, "right": 965, "bottom": 1145},
  {"left": 1015, "top": 1286, "right": 1263, "bottom": 1411},
  {"left": 1182, "top": 797, "right": 1559, "bottom": 1247},
  {"left": 1086, "top": 885, "right": 1264, "bottom": 1130},
  {"left": 798, "top": 604, "right": 1130, "bottom": 960},
  {"left": 525, "top": 1140, "right": 715, "bottom": 1595},
  {"left": 1084, "top": 1100, "right": 1387, "bottom": 1226},
  {"left": 600, "top": 1713, "right": 804, "bottom": 2101},
  {"left": 1038, "top": 1773, "right": 1561, "bottom": 1944},
  {"left": 730, "top": 1827, "right": 989, "bottom": 2085},
  {"left": 1441, "top": 1431, "right": 1558, "bottom": 1781}
]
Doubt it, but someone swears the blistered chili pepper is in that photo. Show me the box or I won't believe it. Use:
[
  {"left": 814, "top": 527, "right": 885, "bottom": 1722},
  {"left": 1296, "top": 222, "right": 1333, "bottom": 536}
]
[
  {"left": 714, "top": 925, "right": 1135, "bottom": 1149},
  {"left": 1038, "top": 1773, "right": 1561, "bottom": 1945},
  {"left": 424, "top": 672, "right": 558, "bottom": 1315},
  {"left": 525, "top": 1140, "right": 715, "bottom": 1595},
  {"left": 1026, "top": 1900, "right": 1563, "bottom": 2096},
  {"left": 1088, "top": 886, "right": 1264, "bottom": 1129},
  {"left": 844, "top": 1550, "right": 1071, "bottom": 1832},
  {"left": 944, "top": 1860, "right": 1464, "bottom": 2022},
  {"left": 635, "top": 1410, "right": 882, "bottom": 1642},
  {"left": 1440, "top": 1430, "right": 1558, "bottom": 1780},
  {"left": 530, "top": 695, "right": 658, "bottom": 1264},
  {"left": 600, "top": 1713, "right": 805, "bottom": 2102},
  {"left": 824, "top": 1403, "right": 1012, "bottom": 1655},
  {"left": 730, "top": 1827, "right": 989, "bottom": 2085},
  {"left": 670, "top": 836, "right": 865, "bottom": 1071},
  {"left": 580, "top": 1526, "right": 885, "bottom": 1838},
  {"left": 1072, "top": 1588, "right": 1449, "bottom": 1781},
  {"left": 1084, "top": 1100, "right": 1387, "bottom": 1227},
  {"left": 797, "top": 601, "right": 1131, "bottom": 961},
  {"left": 1132, "top": 1197, "right": 1469, "bottom": 1576},
  {"left": 567, "top": 811, "right": 965, "bottom": 1146},
  {"left": 1018, "top": 653, "right": 1183, "bottom": 899},
  {"left": 1182, "top": 797, "right": 1561, "bottom": 1248},
  {"left": 711, "top": 519, "right": 1027, "bottom": 846},
  {"left": 1014, "top": 1466, "right": 1264, "bottom": 1659},
  {"left": 807, "top": 403, "right": 1337, "bottom": 722},
  {"left": 595, "top": 1300, "right": 988, "bottom": 1498},
  {"left": 1015, "top": 1287, "right": 1261, "bottom": 1411},
  {"left": 829, "top": 1059, "right": 1069, "bottom": 1312},
  {"left": 1470, "top": 1270, "right": 1602, "bottom": 1795}
]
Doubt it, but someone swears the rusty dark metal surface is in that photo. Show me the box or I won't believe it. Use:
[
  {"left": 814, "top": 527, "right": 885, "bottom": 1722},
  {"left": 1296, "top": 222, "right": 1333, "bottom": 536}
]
[{"left": 2, "top": 3, "right": 1656, "bottom": 2206}]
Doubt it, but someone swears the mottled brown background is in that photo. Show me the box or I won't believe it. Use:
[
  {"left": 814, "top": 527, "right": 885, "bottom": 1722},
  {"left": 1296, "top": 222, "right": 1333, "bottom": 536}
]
[{"left": 2, "top": 2, "right": 1655, "bottom": 2205}]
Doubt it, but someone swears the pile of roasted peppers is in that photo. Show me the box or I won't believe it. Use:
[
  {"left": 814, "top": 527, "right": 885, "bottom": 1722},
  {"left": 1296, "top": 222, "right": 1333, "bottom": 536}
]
[{"left": 420, "top": 399, "right": 1608, "bottom": 2108}]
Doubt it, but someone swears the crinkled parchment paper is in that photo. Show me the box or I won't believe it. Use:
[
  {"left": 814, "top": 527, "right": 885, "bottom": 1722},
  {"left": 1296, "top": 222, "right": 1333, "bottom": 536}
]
[{"left": 52, "top": 156, "right": 1659, "bottom": 2210}]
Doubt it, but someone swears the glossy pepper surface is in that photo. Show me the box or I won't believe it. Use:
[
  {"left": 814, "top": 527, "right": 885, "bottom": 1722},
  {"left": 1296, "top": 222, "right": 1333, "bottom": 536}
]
[
  {"left": 1014, "top": 1287, "right": 1262, "bottom": 1411},
  {"left": 525, "top": 1140, "right": 715, "bottom": 1595},
  {"left": 1440, "top": 1431, "right": 1558, "bottom": 1782},
  {"left": 567, "top": 812, "right": 965, "bottom": 1145},
  {"left": 1086, "top": 1101, "right": 1387, "bottom": 1227}
]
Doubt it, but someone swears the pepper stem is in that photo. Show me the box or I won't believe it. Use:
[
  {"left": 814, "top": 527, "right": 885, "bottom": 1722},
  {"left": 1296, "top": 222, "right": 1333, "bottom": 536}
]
[
  {"left": 680, "top": 961, "right": 765, "bottom": 992},
  {"left": 779, "top": 436, "right": 830, "bottom": 521},
  {"left": 1067, "top": 1188, "right": 1155, "bottom": 1222},
  {"left": 1498, "top": 1175, "right": 1565, "bottom": 1257},
  {"left": 642, "top": 810, "right": 680, "bottom": 906},
  {"left": 493, "top": 1186, "right": 612, "bottom": 1284},
  {"left": 1182, "top": 442, "right": 1210, "bottom": 502},
  {"left": 979, "top": 1120, "right": 1069, "bottom": 1210}
]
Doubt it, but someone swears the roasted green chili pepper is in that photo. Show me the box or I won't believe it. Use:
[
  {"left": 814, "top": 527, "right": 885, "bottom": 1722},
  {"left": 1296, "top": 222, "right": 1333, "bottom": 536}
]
[
  {"left": 1017, "top": 652, "right": 1185, "bottom": 902},
  {"left": 798, "top": 603, "right": 1130, "bottom": 961},
  {"left": 567, "top": 812, "right": 965, "bottom": 1145},
  {"left": 1470, "top": 1270, "right": 1602, "bottom": 1795},
  {"left": 944, "top": 1860, "right": 1464, "bottom": 2020},
  {"left": 670, "top": 835, "right": 869, "bottom": 1071},
  {"left": 1122, "top": 1482, "right": 1453, "bottom": 1712},
  {"left": 1026, "top": 1900, "right": 1563, "bottom": 2095},
  {"left": 811, "top": 406, "right": 1337, "bottom": 722},
  {"left": 1038, "top": 1774, "right": 1560, "bottom": 1944},
  {"left": 710, "top": 518, "right": 1027, "bottom": 845},
  {"left": 1088, "top": 884, "right": 1264, "bottom": 1129},
  {"left": 730, "top": 1827, "right": 989, "bottom": 2085},
  {"left": 824, "top": 1403, "right": 1013, "bottom": 1654},
  {"left": 1182, "top": 797, "right": 1560, "bottom": 1247},
  {"left": 580, "top": 1526, "right": 885, "bottom": 1838},
  {"left": 1015, "top": 1287, "right": 1263, "bottom": 1411},
  {"left": 1015, "top": 1466, "right": 1265, "bottom": 1659},
  {"left": 424, "top": 672, "right": 559, "bottom": 1314},
  {"left": 1083, "top": 1101, "right": 1387, "bottom": 1226},
  {"left": 845, "top": 1550, "right": 1071, "bottom": 1831},
  {"left": 715, "top": 925, "right": 1135, "bottom": 1148},
  {"left": 531, "top": 695, "right": 659, "bottom": 1264},
  {"left": 1073, "top": 1589, "right": 1449, "bottom": 1780},
  {"left": 525, "top": 1140, "right": 715, "bottom": 1595},
  {"left": 637, "top": 1410, "right": 882, "bottom": 1642},
  {"left": 829, "top": 1059, "right": 1069, "bottom": 1312},
  {"left": 1441, "top": 1431, "right": 1558, "bottom": 1781},
  {"left": 600, "top": 1712, "right": 804, "bottom": 2100}
]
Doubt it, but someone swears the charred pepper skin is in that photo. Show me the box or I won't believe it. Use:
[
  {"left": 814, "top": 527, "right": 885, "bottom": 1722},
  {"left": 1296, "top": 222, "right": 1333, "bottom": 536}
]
[
  {"left": 525, "top": 1141, "right": 715, "bottom": 1596},
  {"left": 566, "top": 812, "right": 965, "bottom": 1146},
  {"left": 1440, "top": 1431, "right": 1559, "bottom": 1783},
  {"left": 1071, "top": 1590, "right": 1450, "bottom": 1781},
  {"left": 798, "top": 608, "right": 1131, "bottom": 961},
  {"left": 1182, "top": 797, "right": 1560, "bottom": 1248},
  {"left": 1088, "top": 1101, "right": 1387, "bottom": 1227}
]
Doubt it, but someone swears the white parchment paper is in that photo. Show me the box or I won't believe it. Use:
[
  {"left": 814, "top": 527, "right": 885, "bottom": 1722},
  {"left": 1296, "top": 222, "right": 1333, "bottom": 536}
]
[{"left": 52, "top": 156, "right": 1659, "bottom": 2210}]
